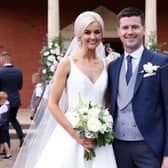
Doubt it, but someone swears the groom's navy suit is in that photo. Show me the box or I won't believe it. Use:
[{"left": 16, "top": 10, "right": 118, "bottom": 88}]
[{"left": 108, "top": 48, "right": 168, "bottom": 165}]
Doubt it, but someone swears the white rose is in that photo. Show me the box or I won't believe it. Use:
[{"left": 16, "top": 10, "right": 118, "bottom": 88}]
[
  {"left": 43, "top": 51, "right": 50, "bottom": 56},
  {"left": 48, "top": 42, "right": 53, "bottom": 48},
  {"left": 99, "top": 124, "right": 107, "bottom": 134},
  {"left": 103, "top": 115, "right": 113, "bottom": 124},
  {"left": 57, "top": 56, "right": 62, "bottom": 61},
  {"left": 143, "top": 62, "right": 153, "bottom": 73},
  {"left": 105, "top": 121, "right": 113, "bottom": 129},
  {"left": 50, "top": 49, "right": 57, "bottom": 54},
  {"left": 152, "top": 65, "right": 159, "bottom": 71},
  {"left": 56, "top": 47, "right": 60, "bottom": 55},
  {"left": 50, "top": 65, "right": 56, "bottom": 72},
  {"left": 85, "top": 131, "right": 94, "bottom": 138},
  {"left": 88, "top": 108, "right": 100, "bottom": 119},
  {"left": 53, "top": 61, "right": 58, "bottom": 66},
  {"left": 87, "top": 118, "right": 101, "bottom": 132},
  {"left": 54, "top": 43, "right": 58, "bottom": 47},
  {"left": 46, "top": 61, "right": 51, "bottom": 66},
  {"left": 78, "top": 107, "right": 88, "bottom": 114},
  {"left": 48, "top": 55, "right": 56, "bottom": 62},
  {"left": 42, "top": 69, "right": 47, "bottom": 74}
]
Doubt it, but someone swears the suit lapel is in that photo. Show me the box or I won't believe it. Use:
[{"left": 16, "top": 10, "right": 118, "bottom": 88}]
[
  {"left": 134, "top": 48, "right": 153, "bottom": 95},
  {"left": 113, "top": 55, "right": 124, "bottom": 99}
]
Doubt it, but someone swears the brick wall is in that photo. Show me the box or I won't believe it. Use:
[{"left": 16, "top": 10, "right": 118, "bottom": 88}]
[{"left": 0, "top": 7, "right": 47, "bottom": 107}]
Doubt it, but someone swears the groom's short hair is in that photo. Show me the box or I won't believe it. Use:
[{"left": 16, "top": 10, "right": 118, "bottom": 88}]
[{"left": 117, "top": 7, "right": 145, "bottom": 26}]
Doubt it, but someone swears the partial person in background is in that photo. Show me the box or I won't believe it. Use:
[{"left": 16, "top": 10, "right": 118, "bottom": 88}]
[
  {"left": 30, "top": 72, "right": 45, "bottom": 120},
  {"left": 104, "top": 43, "right": 120, "bottom": 63},
  {"left": 0, "top": 91, "right": 12, "bottom": 159},
  {"left": 0, "top": 51, "right": 24, "bottom": 147}
]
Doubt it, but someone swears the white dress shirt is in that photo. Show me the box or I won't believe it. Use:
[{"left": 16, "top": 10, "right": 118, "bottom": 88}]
[{"left": 124, "top": 45, "right": 144, "bottom": 74}]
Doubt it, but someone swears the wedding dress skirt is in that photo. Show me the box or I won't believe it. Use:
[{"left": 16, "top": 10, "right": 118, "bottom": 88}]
[
  {"left": 35, "top": 58, "right": 117, "bottom": 168},
  {"left": 35, "top": 111, "right": 117, "bottom": 168}
]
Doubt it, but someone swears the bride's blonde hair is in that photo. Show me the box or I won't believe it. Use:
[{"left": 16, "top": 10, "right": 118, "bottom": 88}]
[{"left": 74, "top": 11, "right": 104, "bottom": 40}]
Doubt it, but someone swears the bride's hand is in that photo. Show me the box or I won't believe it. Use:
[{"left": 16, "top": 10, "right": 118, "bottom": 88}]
[
  {"left": 73, "top": 132, "right": 95, "bottom": 150},
  {"left": 83, "top": 138, "right": 95, "bottom": 150}
]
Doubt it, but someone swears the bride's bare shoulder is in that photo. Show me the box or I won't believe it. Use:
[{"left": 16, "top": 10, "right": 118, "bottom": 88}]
[
  {"left": 57, "top": 57, "right": 71, "bottom": 73},
  {"left": 59, "top": 56, "right": 70, "bottom": 65}
]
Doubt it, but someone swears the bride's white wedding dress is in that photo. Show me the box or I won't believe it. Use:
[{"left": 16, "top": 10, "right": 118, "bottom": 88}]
[{"left": 35, "top": 58, "right": 117, "bottom": 168}]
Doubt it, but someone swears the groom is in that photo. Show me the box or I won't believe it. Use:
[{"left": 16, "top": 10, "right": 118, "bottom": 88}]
[{"left": 108, "top": 7, "right": 168, "bottom": 167}]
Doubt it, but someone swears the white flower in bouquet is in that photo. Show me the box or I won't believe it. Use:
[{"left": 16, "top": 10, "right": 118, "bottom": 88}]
[
  {"left": 85, "top": 130, "right": 93, "bottom": 139},
  {"left": 73, "top": 97, "right": 114, "bottom": 160},
  {"left": 87, "top": 107, "right": 100, "bottom": 119},
  {"left": 87, "top": 118, "right": 101, "bottom": 132},
  {"left": 99, "top": 124, "right": 108, "bottom": 134}
]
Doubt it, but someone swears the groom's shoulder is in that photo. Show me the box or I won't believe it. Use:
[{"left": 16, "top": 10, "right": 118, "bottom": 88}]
[
  {"left": 145, "top": 48, "right": 168, "bottom": 62},
  {"left": 109, "top": 55, "right": 123, "bottom": 67}
]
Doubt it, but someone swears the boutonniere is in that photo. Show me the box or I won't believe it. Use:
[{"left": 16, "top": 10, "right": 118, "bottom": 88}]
[{"left": 139, "top": 62, "right": 168, "bottom": 74}]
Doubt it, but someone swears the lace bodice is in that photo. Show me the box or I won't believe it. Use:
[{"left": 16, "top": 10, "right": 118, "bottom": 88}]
[{"left": 66, "top": 58, "right": 108, "bottom": 110}]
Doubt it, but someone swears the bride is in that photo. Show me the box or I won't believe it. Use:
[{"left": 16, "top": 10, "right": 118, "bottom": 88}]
[{"left": 14, "top": 11, "right": 117, "bottom": 168}]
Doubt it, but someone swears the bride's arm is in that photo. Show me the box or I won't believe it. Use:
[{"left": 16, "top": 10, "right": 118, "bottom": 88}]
[
  {"left": 48, "top": 57, "right": 94, "bottom": 149},
  {"left": 48, "top": 57, "right": 77, "bottom": 138}
]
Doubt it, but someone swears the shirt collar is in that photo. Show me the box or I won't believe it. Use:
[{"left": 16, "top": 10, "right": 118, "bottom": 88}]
[
  {"left": 3, "top": 63, "right": 12, "bottom": 66},
  {"left": 124, "top": 45, "right": 144, "bottom": 60}
]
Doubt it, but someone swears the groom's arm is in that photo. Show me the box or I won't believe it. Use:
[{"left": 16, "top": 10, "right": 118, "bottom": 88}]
[
  {"left": 160, "top": 57, "right": 168, "bottom": 155},
  {"left": 160, "top": 56, "right": 168, "bottom": 167}
]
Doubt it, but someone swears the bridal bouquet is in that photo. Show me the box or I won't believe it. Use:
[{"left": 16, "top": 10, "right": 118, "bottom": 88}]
[{"left": 73, "top": 98, "right": 114, "bottom": 160}]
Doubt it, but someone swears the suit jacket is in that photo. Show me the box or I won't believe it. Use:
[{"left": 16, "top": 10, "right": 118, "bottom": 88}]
[
  {"left": 108, "top": 47, "right": 168, "bottom": 159},
  {"left": 0, "top": 65, "right": 23, "bottom": 107}
]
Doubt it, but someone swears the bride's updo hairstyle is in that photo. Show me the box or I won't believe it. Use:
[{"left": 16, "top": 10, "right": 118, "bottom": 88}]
[
  {"left": 74, "top": 11, "right": 104, "bottom": 40},
  {"left": 64, "top": 11, "right": 105, "bottom": 57}
]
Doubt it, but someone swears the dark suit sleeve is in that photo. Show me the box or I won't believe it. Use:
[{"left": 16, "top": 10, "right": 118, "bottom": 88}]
[
  {"left": 18, "top": 71, "right": 23, "bottom": 90},
  {"left": 160, "top": 57, "right": 168, "bottom": 156}
]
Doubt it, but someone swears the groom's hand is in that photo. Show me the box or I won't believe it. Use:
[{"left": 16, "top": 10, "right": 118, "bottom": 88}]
[{"left": 161, "top": 156, "right": 168, "bottom": 168}]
